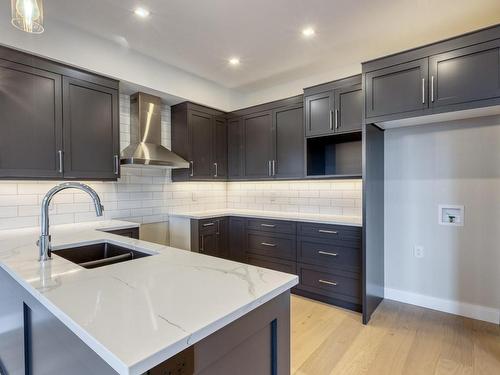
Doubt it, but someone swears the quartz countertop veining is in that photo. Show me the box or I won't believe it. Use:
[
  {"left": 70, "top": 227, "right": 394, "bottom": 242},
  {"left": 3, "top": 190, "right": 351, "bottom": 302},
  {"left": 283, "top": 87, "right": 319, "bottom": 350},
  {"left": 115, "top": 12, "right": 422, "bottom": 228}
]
[
  {"left": 0, "top": 220, "right": 298, "bottom": 375},
  {"left": 169, "top": 209, "right": 363, "bottom": 226}
]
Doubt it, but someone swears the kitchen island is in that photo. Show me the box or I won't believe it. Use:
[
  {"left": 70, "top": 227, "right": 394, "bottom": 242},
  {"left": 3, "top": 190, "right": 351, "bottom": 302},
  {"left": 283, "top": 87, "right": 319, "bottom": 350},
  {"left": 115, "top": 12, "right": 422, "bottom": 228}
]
[{"left": 0, "top": 221, "right": 297, "bottom": 375}]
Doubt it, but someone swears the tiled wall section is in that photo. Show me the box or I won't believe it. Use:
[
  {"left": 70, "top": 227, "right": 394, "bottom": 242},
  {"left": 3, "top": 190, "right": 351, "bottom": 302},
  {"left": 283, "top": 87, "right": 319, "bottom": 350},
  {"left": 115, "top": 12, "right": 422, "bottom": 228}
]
[
  {"left": 0, "top": 94, "right": 361, "bottom": 231},
  {"left": 227, "top": 180, "right": 362, "bottom": 216}
]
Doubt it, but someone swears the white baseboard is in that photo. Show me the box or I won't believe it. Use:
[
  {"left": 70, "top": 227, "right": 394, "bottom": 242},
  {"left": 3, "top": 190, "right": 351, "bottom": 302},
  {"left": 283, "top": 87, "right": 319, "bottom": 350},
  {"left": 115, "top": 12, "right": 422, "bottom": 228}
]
[{"left": 384, "top": 288, "right": 500, "bottom": 325}]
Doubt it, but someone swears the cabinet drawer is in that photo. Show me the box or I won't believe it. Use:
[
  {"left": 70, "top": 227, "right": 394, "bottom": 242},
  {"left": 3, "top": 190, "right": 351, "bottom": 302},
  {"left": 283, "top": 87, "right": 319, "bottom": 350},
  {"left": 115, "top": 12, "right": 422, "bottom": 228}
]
[
  {"left": 246, "top": 218, "right": 296, "bottom": 234},
  {"left": 298, "top": 239, "right": 361, "bottom": 272},
  {"left": 247, "top": 254, "right": 296, "bottom": 275},
  {"left": 298, "top": 223, "right": 361, "bottom": 243},
  {"left": 199, "top": 218, "right": 220, "bottom": 234},
  {"left": 297, "top": 264, "right": 361, "bottom": 304},
  {"left": 246, "top": 232, "right": 296, "bottom": 260}
]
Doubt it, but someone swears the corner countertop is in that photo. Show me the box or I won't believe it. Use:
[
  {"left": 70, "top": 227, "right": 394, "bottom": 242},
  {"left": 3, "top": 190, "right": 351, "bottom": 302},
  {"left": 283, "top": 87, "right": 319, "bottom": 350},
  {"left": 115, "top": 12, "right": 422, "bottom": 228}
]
[
  {"left": 169, "top": 209, "right": 362, "bottom": 227},
  {"left": 0, "top": 220, "right": 298, "bottom": 375}
]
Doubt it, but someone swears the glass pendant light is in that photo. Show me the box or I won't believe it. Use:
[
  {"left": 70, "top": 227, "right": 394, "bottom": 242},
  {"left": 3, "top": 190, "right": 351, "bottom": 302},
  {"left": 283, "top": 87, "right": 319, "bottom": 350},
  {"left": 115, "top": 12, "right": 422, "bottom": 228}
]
[{"left": 11, "top": 0, "right": 44, "bottom": 34}]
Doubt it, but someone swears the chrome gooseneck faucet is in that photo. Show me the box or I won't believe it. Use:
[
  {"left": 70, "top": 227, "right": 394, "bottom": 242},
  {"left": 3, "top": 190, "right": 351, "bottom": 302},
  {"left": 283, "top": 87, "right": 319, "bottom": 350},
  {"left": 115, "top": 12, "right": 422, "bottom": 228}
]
[{"left": 38, "top": 182, "right": 104, "bottom": 261}]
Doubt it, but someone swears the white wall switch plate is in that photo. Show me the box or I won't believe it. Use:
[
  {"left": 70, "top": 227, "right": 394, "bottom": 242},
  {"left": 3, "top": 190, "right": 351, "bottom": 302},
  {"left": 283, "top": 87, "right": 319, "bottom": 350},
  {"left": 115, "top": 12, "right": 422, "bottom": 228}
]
[{"left": 438, "top": 204, "right": 464, "bottom": 226}]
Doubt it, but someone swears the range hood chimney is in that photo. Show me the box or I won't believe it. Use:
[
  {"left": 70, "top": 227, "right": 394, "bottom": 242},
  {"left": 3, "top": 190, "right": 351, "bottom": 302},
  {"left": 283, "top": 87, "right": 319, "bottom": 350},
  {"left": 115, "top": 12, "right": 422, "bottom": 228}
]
[{"left": 120, "top": 92, "right": 189, "bottom": 168}]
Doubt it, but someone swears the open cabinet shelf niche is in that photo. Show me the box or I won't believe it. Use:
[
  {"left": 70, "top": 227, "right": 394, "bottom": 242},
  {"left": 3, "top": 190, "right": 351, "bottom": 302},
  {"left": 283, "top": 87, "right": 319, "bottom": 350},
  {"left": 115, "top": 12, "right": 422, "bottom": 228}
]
[{"left": 306, "top": 132, "right": 362, "bottom": 178}]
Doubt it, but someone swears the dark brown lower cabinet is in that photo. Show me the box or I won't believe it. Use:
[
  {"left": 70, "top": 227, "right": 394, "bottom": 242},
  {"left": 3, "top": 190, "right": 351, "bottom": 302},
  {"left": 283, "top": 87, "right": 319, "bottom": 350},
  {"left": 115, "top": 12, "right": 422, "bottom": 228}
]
[
  {"left": 105, "top": 227, "right": 140, "bottom": 239},
  {"left": 192, "top": 216, "right": 362, "bottom": 313},
  {"left": 191, "top": 217, "right": 229, "bottom": 259}
]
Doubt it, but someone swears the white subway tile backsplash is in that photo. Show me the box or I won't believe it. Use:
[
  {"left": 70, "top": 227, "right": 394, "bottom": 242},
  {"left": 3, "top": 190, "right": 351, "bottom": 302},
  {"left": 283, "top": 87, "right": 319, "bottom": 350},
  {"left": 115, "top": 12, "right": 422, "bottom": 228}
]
[{"left": 0, "top": 94, "right": 362, "bottom": 230}]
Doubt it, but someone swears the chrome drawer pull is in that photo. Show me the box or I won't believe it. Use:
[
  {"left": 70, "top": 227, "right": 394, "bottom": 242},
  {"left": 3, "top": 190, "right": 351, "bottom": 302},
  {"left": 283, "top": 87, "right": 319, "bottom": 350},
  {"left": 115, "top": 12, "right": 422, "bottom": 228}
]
[
  {"left": 261, "top": 242, "right": 277, "bottom": 247},
  {"left": 319, "top": 279, "right": 337, "bottom": 286},
  {"left": 318, "top": 229, "right": 338, "bottom": 234},
  {"left": 203, "top": 222, "right": 215, "bottom": 227},
  {"left": 318, "top": 251, "right": 338, "bottom": 257},
  {"left": 260, "top": 223, "right": 276, "bottom": 228}
]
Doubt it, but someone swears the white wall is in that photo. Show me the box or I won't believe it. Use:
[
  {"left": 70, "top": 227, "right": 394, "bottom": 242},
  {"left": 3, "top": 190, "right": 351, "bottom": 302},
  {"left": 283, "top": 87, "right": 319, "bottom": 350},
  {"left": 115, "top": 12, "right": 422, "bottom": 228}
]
[{"left": 384, "top": 115, "right": 500, "bottom": 323}]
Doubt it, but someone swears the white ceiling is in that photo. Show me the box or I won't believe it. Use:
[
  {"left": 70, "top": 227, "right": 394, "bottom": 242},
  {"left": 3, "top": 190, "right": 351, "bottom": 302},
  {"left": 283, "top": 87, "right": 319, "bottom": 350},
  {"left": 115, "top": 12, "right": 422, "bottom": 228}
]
[{"left": 43, "top": 0, "right": 500, "bottom": 94}]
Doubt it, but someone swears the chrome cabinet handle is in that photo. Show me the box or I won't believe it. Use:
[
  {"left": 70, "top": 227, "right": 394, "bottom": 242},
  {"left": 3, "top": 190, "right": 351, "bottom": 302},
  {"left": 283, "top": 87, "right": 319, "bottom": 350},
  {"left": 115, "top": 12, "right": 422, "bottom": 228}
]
[
  {"left": 260, "top": 223, "right": 276, "bottom": 228},
  {"left": 216, "top": 220, "right": 220, "bottom": 235},
  {"left": 190, "top": 161, "right": 194, "bottom": 177},
  {"left": 329, "top": 110, "right": 333, "bottom": 130},
  {"left": 319, "top": 279, "right": 338, "bottom": 286},
  {"left": 261, "top": 242, "right": 277, "bottom": 247},
  {"left": 318, "top": 250, "right": 338, "bottom": 257},
  {"left": 422, "top": 78, "right": 426, "bottom": 104},
  {"left": 268, "top": 160, "right": 272, "bottom": 176},
  {"left": 431, "top": 75, "right": 435, "bottom": 103},
  {"left": 203, "top": 222, "right": 215, "bottom": 227},
  {"left": 214, "top": 162, "right": 218, "bottom": 178},
  {"left": 200, "top": 235, "right": 204, "bottom": 252},
  {"left": 334, "top": 109, "right": 339, "bottom": 129},
  {"left": 318, "top": 229, "right": 338, "bottom": 234},
  {"left": 272, "top": 160, "right": 276, "bottom": 176},
  {"left": 114, "top": 155, "right": 119, "bottom": 175},
  {"left": 58, "top": 150, "right": 63, "bottom": 173}
]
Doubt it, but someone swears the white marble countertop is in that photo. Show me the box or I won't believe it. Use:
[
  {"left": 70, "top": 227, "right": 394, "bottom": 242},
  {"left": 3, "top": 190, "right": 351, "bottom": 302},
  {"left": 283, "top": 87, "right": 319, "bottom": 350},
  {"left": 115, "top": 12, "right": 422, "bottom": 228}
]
[
  {"left": 0, "top": 220, "right": 298, "bottom": 375},
  {"left": 169, "top": 209, "right": 362, "bottom": 227}
]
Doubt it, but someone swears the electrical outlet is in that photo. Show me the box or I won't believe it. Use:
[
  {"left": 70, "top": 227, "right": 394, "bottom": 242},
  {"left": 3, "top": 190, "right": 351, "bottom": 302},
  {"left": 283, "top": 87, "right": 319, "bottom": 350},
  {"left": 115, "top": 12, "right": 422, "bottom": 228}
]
[
  {"left": 413, "top": 245, "right": 424, "bottom": 258},
  {"left": 191, "top": 192, "right": 197, "bottom": 202}
]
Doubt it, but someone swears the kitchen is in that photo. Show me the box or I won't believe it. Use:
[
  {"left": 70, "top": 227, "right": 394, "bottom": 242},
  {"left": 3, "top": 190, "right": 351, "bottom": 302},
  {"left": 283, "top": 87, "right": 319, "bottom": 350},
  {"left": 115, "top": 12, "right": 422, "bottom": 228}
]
[{"left": 0, "top": 1, "right": 499, "bottom": 374}]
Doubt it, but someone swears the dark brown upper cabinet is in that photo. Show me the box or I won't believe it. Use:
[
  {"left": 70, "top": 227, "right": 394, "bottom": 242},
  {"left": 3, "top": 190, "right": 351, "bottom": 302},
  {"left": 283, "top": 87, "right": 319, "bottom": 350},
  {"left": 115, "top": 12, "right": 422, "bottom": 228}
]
[
  {"left": 363, "top": 25, "right": 500, "bottom": 124},
  {"left": 213, "top": 117, "right": 228, "bottom": 179},
  {"left": 0, "top": 59, "right": 63, "bottom": 179},
  {"left": 62, "top": 77, "right": 120, "bottom": 180},
  {"left": 171, "top": 102, "right": 226, "bottom": 181},
  {"left": 334, "top": 84, "right": 363, "bottom": 133},
  {"left": 304, "top": 75, "right": 362, "bottom": 138},
  {"left": 243, "top": 110, "right": 274, "bottom": 179},
  {"left": 272, "top": 104, "right": 304, "bottom": 179},
  {"left": 304, "top": 91, "right": 334, "bottom": 137},
  {"left": 188, "top": 110, "right": 213, "bottom": 179},
  {"left": 364, "top": 59, "right": 428, "bottom": 119},
  {"left": 429, "top": 39, "right": 500, "bottom": 109},
  {"left": 0, "top": 45, "right": 120, "bottom": 180},
  {"left": 227, "top": 117, "right": 245, "bottom": 179}
]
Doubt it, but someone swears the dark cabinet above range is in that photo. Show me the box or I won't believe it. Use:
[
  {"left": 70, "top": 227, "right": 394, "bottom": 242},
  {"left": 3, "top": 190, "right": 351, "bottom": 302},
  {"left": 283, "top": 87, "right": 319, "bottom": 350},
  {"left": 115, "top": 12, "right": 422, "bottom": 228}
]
[
  {"left": 0, "top": 45, "right": 120, "bottom": 180},
  {"left": 304, "top": 75, "right": 362, "bottom": 137},
  {"left": 363, "top": 25, "right": 500, "bottom": 125}
]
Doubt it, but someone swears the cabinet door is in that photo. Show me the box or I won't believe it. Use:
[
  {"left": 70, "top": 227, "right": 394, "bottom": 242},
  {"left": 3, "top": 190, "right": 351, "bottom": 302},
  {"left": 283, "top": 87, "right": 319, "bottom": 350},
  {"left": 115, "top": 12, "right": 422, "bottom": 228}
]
[
  {"left": 365, "top": 58, "right": 428, "bottom": 118},
  {"left": 229, "top": 217, "right": 246, "bottom": 262},
  {"left": 188, "top": 110, "right": 213, "bottom": 179},
  {"left": 304, "top": 91, "right": 334, "bottom": 137},
  {"left": 244, "top": 111, "right": 274, "bottom": 179},
  {"left": 273, "top": 104, "right": 304, "bottom": 179},
  {"left": 0, "top": 59, "right": 63, "bottom": 179},
  {"left": 429, "top": 40, "right": 500, "bottom": 108},
  {"left": 334, "top": 84, "right": 362, "bottom": 133},
  {"left": 215, "top": 218, "right": 229, "bottom": 259},
  {"left": 213, "top": 117, "right": 228, "bottom": 179},
  {"left": 62, "top": 77, "right": 119, "bottom": 179},
  {"left": 227, "top": 118, "right": 244, "bottom": 179}
]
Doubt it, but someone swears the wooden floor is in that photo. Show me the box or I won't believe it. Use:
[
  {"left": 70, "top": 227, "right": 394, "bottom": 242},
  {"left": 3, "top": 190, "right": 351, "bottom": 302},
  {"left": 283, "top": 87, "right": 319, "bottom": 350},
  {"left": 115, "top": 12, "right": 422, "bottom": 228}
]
[{"left": 291, "top": 295, "right": 500, "bottom": 375}]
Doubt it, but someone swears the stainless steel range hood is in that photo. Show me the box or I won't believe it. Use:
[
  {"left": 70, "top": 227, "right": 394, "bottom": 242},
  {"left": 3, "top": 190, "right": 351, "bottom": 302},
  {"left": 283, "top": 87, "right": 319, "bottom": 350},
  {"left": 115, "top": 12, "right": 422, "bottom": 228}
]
[{"left": 120, "top": 92, "right": 189, "bottom": 168}]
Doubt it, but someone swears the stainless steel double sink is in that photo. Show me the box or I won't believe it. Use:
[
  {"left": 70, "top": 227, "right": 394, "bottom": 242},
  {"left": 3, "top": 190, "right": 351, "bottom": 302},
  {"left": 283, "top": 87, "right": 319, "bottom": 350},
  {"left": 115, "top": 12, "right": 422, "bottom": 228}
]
[{"left": 53, "top": 242, "right": 152, "bottom": 269}]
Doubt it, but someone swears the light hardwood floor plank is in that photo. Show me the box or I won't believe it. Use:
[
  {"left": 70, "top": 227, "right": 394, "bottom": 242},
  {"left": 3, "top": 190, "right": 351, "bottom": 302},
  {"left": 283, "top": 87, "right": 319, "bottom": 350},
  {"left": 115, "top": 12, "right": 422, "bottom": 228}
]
[{"left": 291, "top": 295, "right": 500, "bottom": 375}]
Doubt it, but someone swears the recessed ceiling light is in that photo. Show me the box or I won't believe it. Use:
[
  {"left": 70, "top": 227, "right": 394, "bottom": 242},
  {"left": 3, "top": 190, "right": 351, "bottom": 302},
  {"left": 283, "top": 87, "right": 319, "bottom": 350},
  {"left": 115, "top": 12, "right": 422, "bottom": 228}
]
[
  {"left": 229, "top": 57, "right": 240, "bottom": 66},
  {"left": 134, "top": 7, "right": 150, "bottom": 18},
  {"left": 302, "top": 27, "right": 315, "bottom": 37}
]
